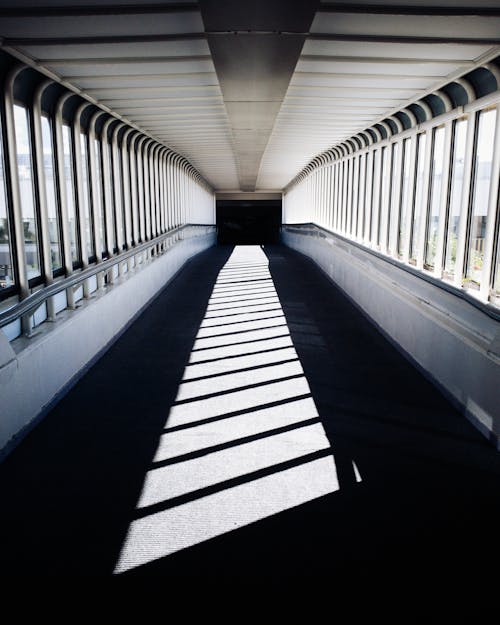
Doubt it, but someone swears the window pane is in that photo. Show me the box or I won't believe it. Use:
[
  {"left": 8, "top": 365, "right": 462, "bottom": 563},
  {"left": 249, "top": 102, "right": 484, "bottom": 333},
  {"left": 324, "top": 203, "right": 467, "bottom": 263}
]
[
  {"left": 398, "top": 138, "right": 412, "bottom": 256},
  {"left": 425, "top": 126, "right": 446, "bottom": 268},
  {"left": 0, "top": 119, "right": 14, "bottom": 290},
  {"left": 14, "top": 105, "right": 41, "bottom": 280},
  {"left": 106, "top": 142, "right": 117, "bottom": 252},
  {"left": 357, "top": 154, "right": 366, "bottom": 239},
  {"left": 388, "top": 142, "right": 400, "bottom": 255},
  {"left": 371, "top": 149, "right": 381, "bottom": 244},
  {"left": 62, "top": 124, "right": 80, "bottom": 264},
  {"left": 380, "top": 145, "right": 391, "bottom": 248},
  {"left": 41, "top": 116, "right": 62, "bottom": 271},
  {"left": 466, "top": 108, "right": 497, "bottom": 287},
  {"left": 364, "top": 151, "right": 373, "bottom": 241},
  {"left": 113, "top": 143, "right": 124, "bottom": 248},
  {"left": 444, "top": 119, "right": 468, "bottom": 276},
  {"left": 411, "top": 133, "right": 427, "bottom": 261},
  {"left": 80, "top": 133, "right": 94, "bottom": 258},
  {"left": 94, "top": 139, "right": 106, "bottom": 255}
]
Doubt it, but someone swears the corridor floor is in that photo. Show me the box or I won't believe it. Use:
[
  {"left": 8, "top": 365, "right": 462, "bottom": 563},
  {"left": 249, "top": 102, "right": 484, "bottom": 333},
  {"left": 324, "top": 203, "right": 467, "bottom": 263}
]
[{"left": 1, "top": 244, "right": 499, "bottom": 610}]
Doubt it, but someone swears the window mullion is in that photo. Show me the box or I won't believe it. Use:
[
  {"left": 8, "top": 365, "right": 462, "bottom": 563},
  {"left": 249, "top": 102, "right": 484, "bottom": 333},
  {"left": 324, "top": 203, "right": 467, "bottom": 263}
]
[
  {"left": 480, "top": 103, "right": 500, "bottom": 301},
  {"left": 454, "top": 112, "right": 477, "bottom": 288}
]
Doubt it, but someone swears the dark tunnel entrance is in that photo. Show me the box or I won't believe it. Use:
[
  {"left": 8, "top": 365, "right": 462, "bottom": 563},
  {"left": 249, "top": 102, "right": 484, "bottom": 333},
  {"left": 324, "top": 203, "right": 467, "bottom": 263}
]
[{"left": 216, "top": 199, "right": 282, "bottom": 244}]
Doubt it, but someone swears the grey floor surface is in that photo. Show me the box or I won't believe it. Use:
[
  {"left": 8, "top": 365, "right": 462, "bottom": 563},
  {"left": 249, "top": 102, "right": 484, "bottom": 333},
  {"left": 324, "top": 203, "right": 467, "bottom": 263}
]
[{"left": 0, "top": 243, "right": 499, "bottom": 621}]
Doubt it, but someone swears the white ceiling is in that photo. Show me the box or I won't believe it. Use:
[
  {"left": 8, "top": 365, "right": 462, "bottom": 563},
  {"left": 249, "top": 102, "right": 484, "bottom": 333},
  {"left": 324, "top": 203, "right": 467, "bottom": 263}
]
[{"left": 1, "top": 0, "right": 499, "bottom": 193}]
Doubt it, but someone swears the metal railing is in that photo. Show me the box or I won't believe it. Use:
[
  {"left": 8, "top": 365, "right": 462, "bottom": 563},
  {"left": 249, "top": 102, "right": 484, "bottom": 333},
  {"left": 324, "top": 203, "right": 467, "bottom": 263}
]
[{"left": 0, "top": 223, "right": 215, "bottom": 337}]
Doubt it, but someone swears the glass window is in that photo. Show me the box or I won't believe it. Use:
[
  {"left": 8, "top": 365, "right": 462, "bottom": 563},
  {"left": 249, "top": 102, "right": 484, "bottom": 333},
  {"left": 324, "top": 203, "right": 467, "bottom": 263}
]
[
  {"left": 494, "top": 219, "right": 500, "bottom": 295},
  {"left": 112, "top": 142, "right": 124, "bottom": 249},
  {"left": 80, "top": 133, "right": 94, "bottom": 259},
  {"left": 351, "top": 156, "right": 360, "bottom": 237},
  {"left": 94, "top": 139, "right": 106, "bottom": 256},
  {"left": 357, "top": 153, "right": 366, "bottom": 239},
  {"left": 0, "top": 119, "right": 14, "bottom": 291},
  {"left": 465, "top": 108, "right": 497, "bottom": 288},
  {"left": 105, "top": 141, "right": 117, "bottom": 252},
  {"left": 398, "top": 137, "right": 412, "bottom": 257},
  {"left": 410, "top": 133, "right": 427, "bottom": 262},
  {"left": 371, "top": 149, "right": 381, "bottom": 245},
  {"left": 14, "top": 105, "right": 41, "bottom": 281},
  {"left": 62, "top": 124, "right": 80, "bottom": 265},
  {"left": 380, "top": 145, "right": 391, "bottom": 249},
  {"left": 387, "top": 142, "right": 400, "bottom": 255},
  {"left": 425, "top": 126, "right": 446, "bottom": 268},
  {"left": 444, "top": 119, "right": 468, "bottom": 277},
  {"left": 364, "top": 151, "right": 373, "bottom": 241},
  {"left": 41, "top": 116, "right": 62, "bottom": 272}
]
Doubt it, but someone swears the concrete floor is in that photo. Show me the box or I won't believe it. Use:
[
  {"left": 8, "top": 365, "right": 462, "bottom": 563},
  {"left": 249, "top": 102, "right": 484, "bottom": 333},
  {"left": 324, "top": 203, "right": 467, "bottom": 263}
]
[{"left": 0, "top": 243, "right": 499, "bottom": 620}]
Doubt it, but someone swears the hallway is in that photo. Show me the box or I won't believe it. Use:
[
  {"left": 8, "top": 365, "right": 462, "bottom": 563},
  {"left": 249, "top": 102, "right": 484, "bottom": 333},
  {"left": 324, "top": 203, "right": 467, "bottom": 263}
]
[{"left": 1, "top": 244, "right": 499, "bottom": 592}]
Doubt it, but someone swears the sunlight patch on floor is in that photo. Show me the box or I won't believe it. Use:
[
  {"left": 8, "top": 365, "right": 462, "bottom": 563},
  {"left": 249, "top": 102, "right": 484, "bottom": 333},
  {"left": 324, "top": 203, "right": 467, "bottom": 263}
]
[{"left": 114, "top": 246, "right": 360, "bottom": 574}]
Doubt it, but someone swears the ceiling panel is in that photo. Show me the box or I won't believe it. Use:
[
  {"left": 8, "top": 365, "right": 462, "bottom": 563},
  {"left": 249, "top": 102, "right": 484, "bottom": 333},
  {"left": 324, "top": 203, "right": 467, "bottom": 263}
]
[
  {"left": 256, "top": 4, "right": 500, "bottom": 190},
  {"left": 0, "top": 1, "right": 499, "bottom": 193}
]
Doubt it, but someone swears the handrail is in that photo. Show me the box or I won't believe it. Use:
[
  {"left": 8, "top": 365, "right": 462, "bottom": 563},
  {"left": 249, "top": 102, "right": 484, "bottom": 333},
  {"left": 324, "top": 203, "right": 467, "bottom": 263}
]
[
  {"left": 0, "top": 223, "right": 215, "bottom": 330},
  {"left": 282, "top": 223, "right": 500, "bottom": 322}
]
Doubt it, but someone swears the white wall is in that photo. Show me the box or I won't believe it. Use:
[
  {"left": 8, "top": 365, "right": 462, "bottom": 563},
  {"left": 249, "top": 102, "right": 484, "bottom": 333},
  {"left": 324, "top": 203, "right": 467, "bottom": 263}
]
[
  {"left": 0, "top": 229, "right": 216, "bottom": 457},
  {"left": 282, "top": 225, "right": 500, "bottom": 449}
]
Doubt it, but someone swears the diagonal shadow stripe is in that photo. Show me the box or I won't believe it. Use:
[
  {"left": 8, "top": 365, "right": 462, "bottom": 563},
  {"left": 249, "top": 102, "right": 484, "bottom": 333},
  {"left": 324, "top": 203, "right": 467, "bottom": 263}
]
[
  {"left": 151, "top": 417, "right": 321, "bottom": 469},
  {"left": 187, "top": 344, "right": 295, "bottom": 365},
  {"left": 183, "top": 357, "right": 300, "bottom": 383},
  {"left": 201, "top": 314, "right": 285, "bottom": 329},
  {"left": 134, "top": 447, "right": 333, "bottom": 520},
  {"left": 174, "top": 372, "right": 305, "bottom": 405},
  {"left": 191, "top": 332, "right": 290, "bottom": 352},
  {"left": 195, "top": 321, "right": 287, "bottom": 340},
  {"left": 163, "top": 393, "right": 313, "bottom": 433}
]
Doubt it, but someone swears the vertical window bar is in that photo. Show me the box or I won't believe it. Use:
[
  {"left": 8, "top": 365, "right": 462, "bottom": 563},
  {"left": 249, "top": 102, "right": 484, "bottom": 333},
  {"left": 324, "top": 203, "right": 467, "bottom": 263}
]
[
  {"left": 388, "top": 141, "right": 402, "bottom": 256},
  {"left": 165, "top": 151, "right": 172, "bottom": 231},
  {"left": 42, "top": 116, "right": 63, "bottom": 273},
  {"left": 111, "top": 123, "right": 125, "bottom": 251},
  {"left": 121, "top": 128, "right": 134, "bottom": 249},
  {"left": 101, "top": 118, "right": 117, "bottom": 258},
  {"left": 88, "top": 110, "right": 106, "bottom": 260},
  {"left": 149, "top": 144, "right": 157, "bottom": 237},
  {"left": 153, "top": 145, "right": 161, "bottom": 235},
  {"left": 54, "top": 92, "right": 75, "bottom": 307},
  {"left": 454, "top": 113, "right": 478, "bottom": 288},
  {"left": 432, "top": 122, "right": 453, "bottom": 277},
  {"left": 400, "top": 136, "right": 417, "bottom": 262},
  {"left": 424, "top": 125, "right": 446, "bottom": 270},
  {"left": 5, "top": 66, "right": 31, "bottom": 331},
  {"left": 33, "top": 80, "right": 61, "bottom": 288},
  {"left": 79, "top": 131, "right": 95, "bottom": 261},
  {"left": 345, "top": 157, "right": 353, "bottom": 234},
  {"left": 444, "top": 118, "right": 468, "bottom": 279},
  {"left": 128, "top": 132, "right": 140, "bottom": 245},
  {"left": 364, "top": 151, "right": 373, "bottom": 244},
  {"left": 136, "top": 136, "right": 147, "bottom": 242},
  {"left": 357, "top": 153, "right": 366, "bottom": 241},
  {"left": 371, "top": 148, "right": 382, "bottom": 247},
  {"left": 465, "top": 107, "right": 498, "bottom": 292},
  {"left": 0, "top": 113, "right": 15, "bottom": 293},
  {"left": 379, "top": 145, "right": 392, "bottom": 254},
  {"left": 351, "top": 156, "right": 360, "bottom": 237},
  {"left": 487, "top": 104, "right": 500, "bottom": 300},
  {"left": 160, "top": 148, "right": 168, "bottom": 233},
  {"left": 13, "top": 104, "right": 42, "bottom": 282},
  {"left": 410, "top": 132, "right": 429, "bottom": 265},
  {"left": 62, "top": 123, "right": 80, "bottom": 267},
  {"left": 71, "top": 104, "right": 90, "bottom": 267}
]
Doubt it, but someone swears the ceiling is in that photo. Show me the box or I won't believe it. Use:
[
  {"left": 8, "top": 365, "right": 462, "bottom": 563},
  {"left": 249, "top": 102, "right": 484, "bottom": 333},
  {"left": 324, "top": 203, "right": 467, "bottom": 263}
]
[{"left": 1, "top": 0, "right": 500, "bottom": 193}]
